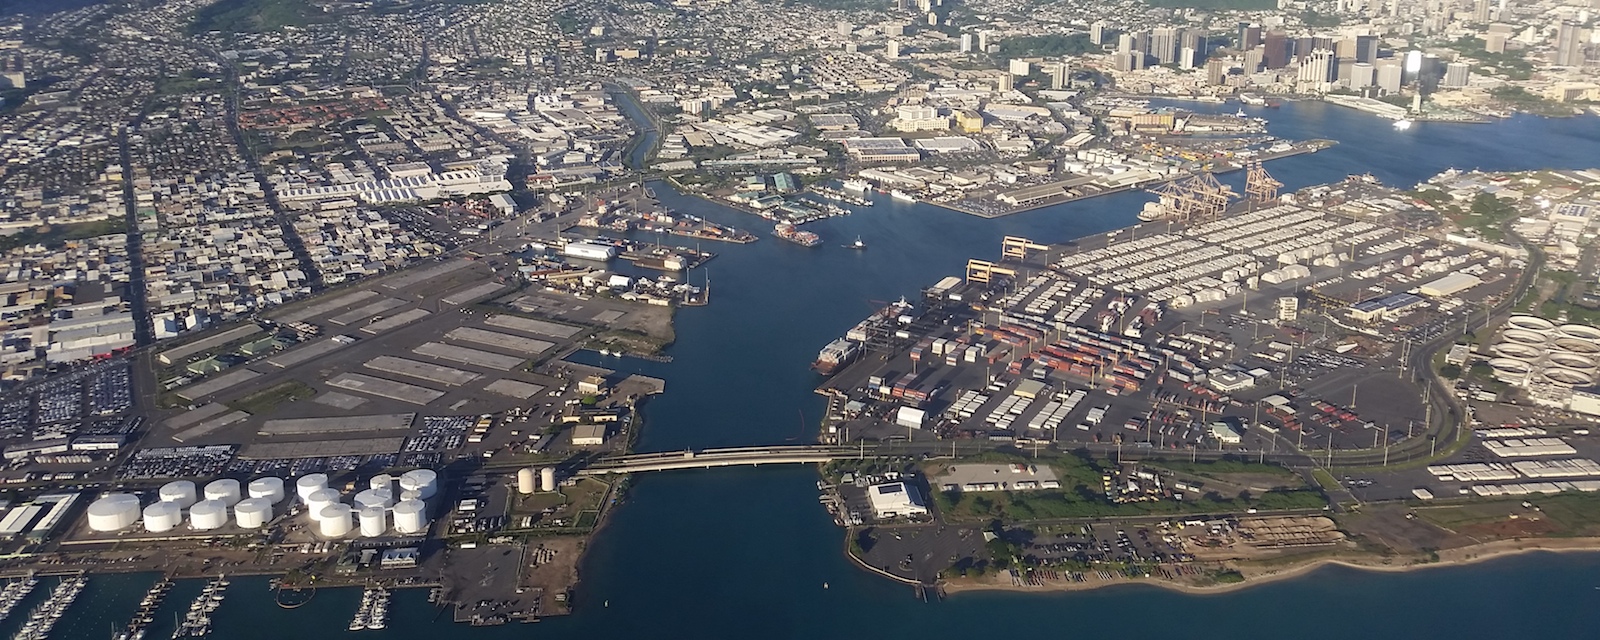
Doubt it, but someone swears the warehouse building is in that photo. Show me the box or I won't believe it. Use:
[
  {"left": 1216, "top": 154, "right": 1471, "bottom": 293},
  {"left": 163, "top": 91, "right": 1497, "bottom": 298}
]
[
  {"left": 1418, "top": 272, "right": 1483, "bottom": 298},
  {"left": 867, "top": 482, "right": 928, "bottom": 519}
]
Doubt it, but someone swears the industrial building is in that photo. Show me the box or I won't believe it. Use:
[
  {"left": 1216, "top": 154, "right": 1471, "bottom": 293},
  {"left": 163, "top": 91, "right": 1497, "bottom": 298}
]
[{"left": 866, "top": 482, "right": 928, "bottom": 519}]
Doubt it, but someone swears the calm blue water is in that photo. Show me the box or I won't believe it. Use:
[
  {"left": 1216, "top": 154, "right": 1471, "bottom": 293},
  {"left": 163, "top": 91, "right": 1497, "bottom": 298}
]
[{"left": 65, "top": 102, "right": 1600, "bottom": 639}]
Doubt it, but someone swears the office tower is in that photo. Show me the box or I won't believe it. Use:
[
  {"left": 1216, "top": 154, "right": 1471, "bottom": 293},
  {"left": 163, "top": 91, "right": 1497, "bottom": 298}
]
[
  {"left": 1090, "top": 21, "right": 1107, "bottom": 45},
  {"left": 1355, "top": 35, "right": 1378, "bottom": 63},
  {"left": 1349, "top": 61, "right": 1376, "bottom": 88},
  {"left": 886, "top": 40, "right": 900, "bottom": 58},
  {"left": 1240, "top": 24, "right": 1262, "bottom": 49},
  {"left": 1152, "top": 27, "right": 1180, "bottom": 65},
  {"left": 1443, "top": 62, "right": 1469, "bottom": 87},
  {"left": 1555, "top": 21, "right": 1583, "bottom": 67},
  {"left": 1263, "top": 32, "right": 1289, "bottom": 69},
  {"left": 1377, "top": 60, "right": 1403, "bottom": 93},
  {"left": 1298, "top": 49, "right": 1336, "bottom": 85},
  {"left": 1244, "top": 46, "right": 1265, "bottom": 73},
  {"left": 1206, "top": 58, "right": 1229, "bottom": 85},
  {"left": 1180, "top": 47, "right": 1197, "bottom": 69},
  {"left": 1484, "top": 33, "right": 1506, "bottom": 54},
  {"left": 1009, "top": 59, "right": 1031, "bottom": 75},
  {"left": 1118, "top": 33, "right": 1134, "bottom": 54},
  {"left": 960, "top": 33, "right": 973, "bottom": 53},
  {"left": 1051, "top": 62, "right": 1069, "bottom": 89},
  {"left": 1473, "top": 0, "right": 1490, "bottom": 22},
  {"left": 977, "top": 31, "right": 992, "bottom": 52}
]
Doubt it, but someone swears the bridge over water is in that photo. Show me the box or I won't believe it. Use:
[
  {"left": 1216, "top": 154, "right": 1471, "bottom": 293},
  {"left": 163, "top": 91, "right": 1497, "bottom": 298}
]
[{"left": 576, "top": 445, "right": 864, "bottom": 475}]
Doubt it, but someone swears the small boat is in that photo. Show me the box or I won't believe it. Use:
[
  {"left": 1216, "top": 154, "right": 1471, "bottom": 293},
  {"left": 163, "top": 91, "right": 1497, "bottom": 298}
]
[
  {"left": 1393, "top": 119, "right": 1413, "bottom": 130},
  {"left": 844, "top": 236, "right": 865, "bottom": 250},
  {"left": 1235, "top": 108, "right": 1247, "bottom": 117}
]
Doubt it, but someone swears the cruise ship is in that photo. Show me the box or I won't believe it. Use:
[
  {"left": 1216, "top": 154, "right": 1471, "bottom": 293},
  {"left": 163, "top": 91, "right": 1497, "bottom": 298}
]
[{"left": 812, "top": 338, "right": 860, "bottom": 376}]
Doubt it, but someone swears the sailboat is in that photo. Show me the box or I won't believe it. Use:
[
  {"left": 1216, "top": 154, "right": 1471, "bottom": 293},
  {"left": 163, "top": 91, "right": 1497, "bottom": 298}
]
[{"left": 844, "top": 236, "right": 866, "bottom": 250}]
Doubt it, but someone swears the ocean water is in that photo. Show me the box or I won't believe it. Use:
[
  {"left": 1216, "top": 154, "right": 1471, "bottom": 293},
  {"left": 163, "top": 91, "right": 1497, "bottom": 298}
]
[{"left": 50, "top": 103, "right": 1600, "bottom": 639}]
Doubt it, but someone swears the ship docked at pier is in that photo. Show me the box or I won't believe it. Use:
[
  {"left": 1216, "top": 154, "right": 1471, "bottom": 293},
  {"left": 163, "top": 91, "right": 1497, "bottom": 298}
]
[
  {"left": 812, "top": 298, "right": 918, "bottom": 375},
  {"left": 773, "top": 223, "right": 821, "bottom": 247}
]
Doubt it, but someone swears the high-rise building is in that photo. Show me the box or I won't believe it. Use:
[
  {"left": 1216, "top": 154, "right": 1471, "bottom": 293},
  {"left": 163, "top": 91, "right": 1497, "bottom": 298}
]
[
  {"left": 1009, "top": 59, "right": 1031, "bottom": 76},
  {"left": 1473, "top": 0, "right": 1490, "bottom": 23},
  {"left": 960, "top": 33, "right": 973, "bottom": 53},
  {"left": 1263, "top": 31, "right": 1290, "bottom": 69},
  {"left": 1349, "top": 62, "right": 1376, "bottom": 88},
  {"left": 1484, "top": 33, "right": 1507, "bottom": 54},
  {"left": 1443, "top": 62, "right": 1470, "bottom": 87},
  {"left": 886, "top": 40, "right": 901, "bottom": 59},
  {"left": 1180, "top": 47, "right": 1197, "bottom": 70},
  {"left": 996, "top": 73, "right": 1013, "bottom": 92},
  {"left": 1152, "top": 27, "right": 1181, "bottom": 65},
  {"left": 977, "top": 31, "right": 993, "bottom": 52},
  {"left": 1355, "top": 35, "right": 1378, "bottom": 63},
  {"left": 1298, "top": 49, "right": 1336, "bottom": 86},
  {"left": 1555, "top": 21, "right": 1583, "bottom": 67},
  {"left": 837, "top": 22, "right": 853, "bottom": 36},
  {"left": 1051, "top": 62, "right": 1070, "bottom": 89},
  {"left": 1117, "top": 33, "right": 1135, "bottom": 55},
  {"left": 927, "top": 12, "right": 938, "bottom": 26},
  {"left": 1240, "top": 23, "right": 1262, "bottom": 49},
  {"left": 1206, "top": 58, "right": 1230, "bottom": 85},
  {"left": 1376, "top": 60, "right": 1403, "bottom": 93},
  {"left": 1090, "top": 21, "right": 1107, "bottom": 45},
  {"left": 1243, "top": 46, "right": 1266, "bottom": 73}
]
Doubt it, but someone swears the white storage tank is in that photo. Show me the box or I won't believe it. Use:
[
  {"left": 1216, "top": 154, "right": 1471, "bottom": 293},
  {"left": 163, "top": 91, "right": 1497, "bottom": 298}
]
[
  {"left": 353, "top": 489, "right": 392, "bottom": 510},
  {"left": 143, "top": 502, "right": 183, "bottom": 533},
  {"left": 540, "top": 467, "right": 556, "bottom": 493},
  {"left": 399, "top": 489, "right": 422, "bottom": 502},
  {"left": 399, "top": 469, "right": 437, "bottom": 499},
  {"left": 234, "top": 498, "right": 273, "bottom": 529},
  {"left": 369, "top": 474, "right": 395, "bottom": 494},
  {"left": 318, "top": 504, "right": 353, "bottom": 538},
  {"left": 295, "top": 473, "right": 329, "bottom": 501},
  {"left": 358, "top": 506, "right": 387, "bottom": 538},
  {"left": 189, "top": 500, "right": 228, "bottom": 531},
  {"left": 305, "top": 488, "right": 340, "bottom": 519},
  {"left": 86, "top": 494, "right": 141, "bottom": 532},
  {"left": 392, "top": 499, "right": 427, "bottom": 535},
  {"left": 158, "top": 480, "right": 198, "bottom": 508},
  {"left": 517, "top": 468, "right": 535, "bottom": 495},
  {"left": 204, "top": 479, "right": 242, "bottom": 506},
  {"left": 247, "top": 477, "right": 286, "bottom": 504}
]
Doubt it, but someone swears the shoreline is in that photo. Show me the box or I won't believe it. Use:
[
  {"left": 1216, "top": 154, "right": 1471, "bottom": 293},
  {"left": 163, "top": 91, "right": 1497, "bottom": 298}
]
[{"left": 936, "top": 536, "right": 1600, "bottom": 597}]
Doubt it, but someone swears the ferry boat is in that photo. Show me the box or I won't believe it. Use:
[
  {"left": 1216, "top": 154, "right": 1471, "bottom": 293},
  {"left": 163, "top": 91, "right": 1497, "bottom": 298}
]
[
  {"left": 1239, "top": 93, "right": 1282, "bottom": 107},
  {"left": 812, "top": 338, "right": 860, "bottom": 376},
  {"left": 772, "top": 223, "right": 821, "bottom": 247},
  {"left": 840, "top": 179, "right": 871, "bottom": 193},
  {"left": 889, "top": 189, "right": 917, "bottom": 203}
]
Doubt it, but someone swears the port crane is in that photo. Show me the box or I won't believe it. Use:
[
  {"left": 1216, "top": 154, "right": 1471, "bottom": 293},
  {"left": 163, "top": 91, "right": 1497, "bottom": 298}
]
[{"left": 1001, "top": 236, "right": 1050, "bottom": 262}]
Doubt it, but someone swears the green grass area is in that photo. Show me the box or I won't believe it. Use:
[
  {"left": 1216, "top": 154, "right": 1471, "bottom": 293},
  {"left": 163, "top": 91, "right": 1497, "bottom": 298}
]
[
  {"left": 1146, "top": 459, "right": 1298, "bottom": 482},
  {"left": 1312, "top": 468, "right": 1340, "bottom": 491},
  {"left": 1145, "top": 0, "right": 1275, "bottom": 8},
  {"left": 226, "top": 380, "right": 315, "bottom": 415},
  {"left": 188, "top": 0, "right": 327, "bottom": 37},
  {"left": 993, "top": 34, "right": 1097, "bottom": 58},
  {"left": 510, "top": 477, "right": 612, "bottom": 530},
  {"left": 929, "top": 451, "right": 1326, "bottom": 523},
  {"left": 0, "top": 218, "right": 127, "bottom": 252},
  {"left": 1415, "top": 493, "right": 1600, "bottom": 536}
]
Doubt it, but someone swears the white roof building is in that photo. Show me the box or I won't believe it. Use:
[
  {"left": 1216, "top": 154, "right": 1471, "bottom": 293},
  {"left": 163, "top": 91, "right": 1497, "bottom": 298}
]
[{"left": 867, "top": 482, "right": 928, "bottom": 519}]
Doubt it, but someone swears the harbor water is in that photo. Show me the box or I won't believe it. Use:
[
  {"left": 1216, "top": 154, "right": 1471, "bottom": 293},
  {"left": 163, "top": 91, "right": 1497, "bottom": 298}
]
[{"left": 63, "top": 103, "right": 1600, "bottom": 638}]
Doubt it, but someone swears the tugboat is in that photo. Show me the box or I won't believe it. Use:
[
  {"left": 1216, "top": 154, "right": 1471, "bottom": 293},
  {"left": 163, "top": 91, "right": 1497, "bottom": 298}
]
[{"left": 844, "top": 236, "right": 866, "bottom": 250}]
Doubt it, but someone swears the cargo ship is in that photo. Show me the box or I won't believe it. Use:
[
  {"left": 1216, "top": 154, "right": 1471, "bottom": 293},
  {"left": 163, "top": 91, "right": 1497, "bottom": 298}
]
[
  {"left": 773, "top": 223, "right": 821, "bottom": 247},
  {"left": 812, "top": 338, "right": 860, "bottom": 376}
]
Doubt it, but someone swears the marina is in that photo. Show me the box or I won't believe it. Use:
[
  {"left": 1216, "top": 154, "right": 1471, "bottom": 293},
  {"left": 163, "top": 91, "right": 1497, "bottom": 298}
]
[
  {"left": 0, "top": 575, "right": 37, "bottom": 627},
  {"left": 11, "top": 573, "right": 85, "bottom": 640},
  {"left": 172, "top": 575, "right": 228, "bottom": 639},
  {"left": 115, "top": 577, "right": 172, "bottom": 640},
  {"left": 347, "top": 587, "right": 390, "bottom": 632}
]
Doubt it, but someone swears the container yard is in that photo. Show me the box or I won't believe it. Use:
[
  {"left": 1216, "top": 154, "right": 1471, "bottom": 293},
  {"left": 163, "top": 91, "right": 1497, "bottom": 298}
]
[{"left": 817, "top": 178, "right": 1520, "bottom": 453}]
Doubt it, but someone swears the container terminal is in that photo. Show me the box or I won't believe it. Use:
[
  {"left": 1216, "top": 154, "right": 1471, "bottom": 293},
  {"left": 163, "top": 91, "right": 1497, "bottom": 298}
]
[{"left": 816, "top": 171, "right": 1523, "bottom": 456}]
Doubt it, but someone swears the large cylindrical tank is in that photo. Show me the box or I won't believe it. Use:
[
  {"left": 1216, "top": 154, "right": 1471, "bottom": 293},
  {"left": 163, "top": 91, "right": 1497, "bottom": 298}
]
[
  {"left": 158, "top": 480, "right": 198, "bottom": 508},
  {"left": 369, "top": 474, "right": 395, "bottom": 494},
  {"left": 295, "top": 474, "right": 329, "bottom": 501},
  {"left": 317, "top": 504, "right": 353, "bottom": 538},
  {"left": 392, "top": 499, "right": 427, "bottom": 535},
  {"left": 204, "top": 479, "right": 242, "bottom": 506},
  {"left": 399, "top": 469, "right": 437, "bottom": 499},
  {"left": 189, "top": 500, "right": 228, "bottom": 531},
  {"left": 353, "top": 488, "right": 393, "bottom": 510},
  {"left": 234, "top": 498, "right": 273, "bottom": 529},
  {"left": 540, "top": 467, "right": 556, "bottom": 493},
  {"left": 143, "top": 501, "right": 183, "bottom": 533},
  {"left": 399, "top": 488, "right": 422, "bottom": 502},
  {"left": 517, "top": 468, "right": 535, "bottom": 495},
  {"left": 305, "top": 488, "right": 340, "bottom": 519},
  {"left": 358, "top": 506, "right": 387, "bottom": 538},
  {"left": 247, "top": 477, "right": 286, "bottom": 504},
  {"left": 87, "top": 494, "right": 141, "bottom": 531}
]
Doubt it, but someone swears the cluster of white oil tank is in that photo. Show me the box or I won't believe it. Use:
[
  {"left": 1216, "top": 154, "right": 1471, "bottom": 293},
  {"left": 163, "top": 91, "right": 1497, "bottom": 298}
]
[
  {"left": 86, "top": 469, "right": 436, "bottom": 537},
  {"left": 515, "top": 467, "right": 559, "bottom": 494},
  {"left": 87, "top": 477, "right": 291, "bottom": 533},
  {"left": 1488, "top": 316, "right": 1600, "bottom": 388}
]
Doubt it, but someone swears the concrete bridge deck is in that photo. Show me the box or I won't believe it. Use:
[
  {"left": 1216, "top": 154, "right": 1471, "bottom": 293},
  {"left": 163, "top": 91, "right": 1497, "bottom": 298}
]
[{"left": 577, "top": 445, "right": 861, "bottom": 475}]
